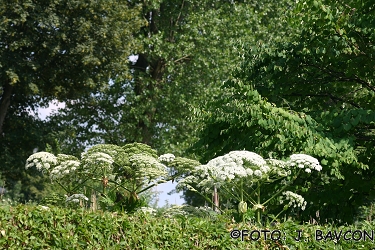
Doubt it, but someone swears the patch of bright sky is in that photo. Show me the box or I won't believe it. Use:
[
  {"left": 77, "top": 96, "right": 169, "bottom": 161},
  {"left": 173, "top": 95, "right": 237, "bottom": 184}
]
[{"left": 36, "top": 101, "right": 185, "bottom": 207}]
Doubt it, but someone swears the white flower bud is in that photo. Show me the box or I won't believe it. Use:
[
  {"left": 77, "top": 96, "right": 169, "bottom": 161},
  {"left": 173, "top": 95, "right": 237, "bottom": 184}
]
[{"left": 238, "top": 201, "right": 248, "bottom": 214}]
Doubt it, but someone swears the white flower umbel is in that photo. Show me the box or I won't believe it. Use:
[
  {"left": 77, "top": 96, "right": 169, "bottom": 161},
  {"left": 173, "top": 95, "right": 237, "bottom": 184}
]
[
  {"left": 176, "top": 175, "right": 200, "bottom": 192},
  {"left": 130, "top": 153, "right": 168, "bottom": 181},
  {"left": 287, "top": 154, "right": 322, "bottom": 172},
  {"left": 228, "top": 151, "right": 267, "bottom": 168},
  {"left": 203, "top": 150, "right": 268, "bottom": 182},
  {"left": 281, "top": 191, "right": 307, "bottom": 210},
  {"left": 50, "top": 158, "right": 80, "bottom": 180},
  {"left": 158, "top": 153, "right": 175, "bottom": 162},
  {"left": 25, "top": 152, "right": 58, "bottom": 173},
  {"left": 177, "top": 150, "right": 269, "bottom": 194},
  {"left": 137, "top": 206, "right": 157, "bottom": 215},
  {"left": 81, "top": 152, "right": 114, "bottom": 172},
  {"left": 266, "top": 159, "right": 289, "bottom": 177},
  {"left": 66, "top": 193, "right": 89, "bottom": 203},
  {"left": 163, "top": 205, "right": 190, "bottom": 218}
]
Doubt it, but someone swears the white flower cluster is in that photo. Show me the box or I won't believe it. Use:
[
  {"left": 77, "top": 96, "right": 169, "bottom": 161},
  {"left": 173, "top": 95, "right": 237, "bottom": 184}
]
[
  {"left": 196, "top": 206, "right": 215, "bottom": 213},
  {"left": 266, "top": 159, "right": 290, "bottom": 177},
  {"left": 177, "top": 150, "right": 269, "bottom": 194},
  {"left": 163, "top": 205, "right": 190, "bottom": 218},
  {"left": 81, "top": 152, "right": 114, "bottom": 172},
  {"left": 287, "top": 154, "right": 322, "bottom": 173},
  {"left": 137, "top": 206, "right": 157, "bottom": 215},
  {"left": 207, "top": 150, "right": 269, "bottom": 180},
  {"left": 25, "top": 152, "right": 57, "bottom": 172},
  {"left": 25, "top": 152, "right": 83, "bottom": 181},
  {"left": 228, "top": 151, "right": 267, "bottom": 167},
  {"left": 281, "top": 191, "right": 307, "bottom": 210},
  {"left": 50, "top": 158, "right": 80, "bottom": 180},
  {"left": 130, "top": 153, "right": 168, "bottom": 180},
  {"left": 158, "top": 153, "right": 175, "bottom": 162},
  {"left": 66, "top": 194, "right": 89, "bottom": 203}
]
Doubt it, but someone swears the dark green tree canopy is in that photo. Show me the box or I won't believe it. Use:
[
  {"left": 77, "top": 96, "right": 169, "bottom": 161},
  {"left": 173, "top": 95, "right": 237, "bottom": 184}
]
[
  {"left": 47, "top": 0, "right": 296, "bottom": 156},
  {"left": 0, "top": 0, "right": 144, "bottom": 134},
  {"left": 0, "top": 0, "right": 144, "bottom": 201},
  {"left": 243, "top": 0, "right": 375, "bottom": 111}
]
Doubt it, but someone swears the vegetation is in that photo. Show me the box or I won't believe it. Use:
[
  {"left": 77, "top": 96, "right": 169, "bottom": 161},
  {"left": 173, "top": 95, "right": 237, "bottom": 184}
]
[
  {"left": 46, "top": 0, "right": 295, "bottom": 156},
  {"left": 189, "top": 0, "right": 375, "bottom": 224},
  {"left": 0, "top": 0, "right": 144, "bottom": 200},
  {"left": 1, "top": 204, "right": 375, "bottom": 249},
  {"left": 0, "top": 0, "right": 374, "bottom": 248},
  {"left": 24, "top": 143, "right": 198, "bottom": 213}
]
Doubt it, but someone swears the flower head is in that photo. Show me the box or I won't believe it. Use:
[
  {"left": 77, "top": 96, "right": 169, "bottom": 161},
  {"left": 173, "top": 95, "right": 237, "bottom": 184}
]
[
  {"left": 81, "top": 152, "right": 114, "bottom": 173},
  {"left": 25, "top": 152, "right": 58, "bottom": 172},
  {"left": 66, "top": 193, "right": 89, "bottom": 203},
  {"left": 50, "top": 159, "right": 80, "bottom": 180},
  {"left": 266, "top": 159, "right": 289, "bottom": 176},
  {"left": 281, "top": 191, "right": 307, "bottom": 210},
  {"left": 129, "top": 153, "right": 168, "bottom": 182},
  {"left": 137, "top": 207, "right": 157, "bottom": 215},
  {"left": 287, "top": 154, "right": 322, "bottom": 172},
  {"left": 158, "top": 153, "right": 175, "bottom": 162},
  {"left": 177, "top": 150, "right": 269, "bottom": 193}
]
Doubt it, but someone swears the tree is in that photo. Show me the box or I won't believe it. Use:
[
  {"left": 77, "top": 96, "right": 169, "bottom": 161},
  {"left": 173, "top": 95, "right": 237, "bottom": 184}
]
[
  {"left": 0, "top": 0, "right": 145, "bottom": 201},
  {"left": 241, "top": 0, "right": 375, "bottom": 223},
  {"left": 189, "top": 0, "right": 375, "bottom": 224},
  {"left": 47, "top": 0, "right": 296, "bottom": 156},
  {"left": 0, "top": 106, "right": 58, "bottom": 201},
  {"left": 0, "top": 0, "right": 145, "bottom": 135}
]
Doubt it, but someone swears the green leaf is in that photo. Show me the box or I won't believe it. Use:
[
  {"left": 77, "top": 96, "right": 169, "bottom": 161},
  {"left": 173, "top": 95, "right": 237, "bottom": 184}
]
[{"left": 343, "top": 123, "right": 351, "bottom": 131}]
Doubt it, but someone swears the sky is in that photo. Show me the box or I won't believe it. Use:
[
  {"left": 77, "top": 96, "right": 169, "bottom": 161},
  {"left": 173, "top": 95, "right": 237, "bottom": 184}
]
[{"left": 37, "top": 101, "right": 185, "bottom": 208}]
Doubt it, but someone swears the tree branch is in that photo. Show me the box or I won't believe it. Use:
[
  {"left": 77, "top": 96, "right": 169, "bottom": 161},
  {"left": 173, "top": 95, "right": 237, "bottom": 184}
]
[
  {"left": 173, "top": 55, "right": 191, "bottom": 64},
  {"left": 304, "top": 62, "right": 375, "bottom": 93},
  {"left": 285, "top": 92, "right": 361, "bottom": 108}
]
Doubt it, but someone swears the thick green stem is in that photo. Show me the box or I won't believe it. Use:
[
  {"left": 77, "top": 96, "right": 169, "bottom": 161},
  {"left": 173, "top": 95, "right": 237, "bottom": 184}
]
[
  {"left": 241, "top": 179, "right": 243, "bottom": 202},
  {"left": 102, "top": 167, "right": 107, "bottom": 195},
  {"left": 186, "top": 184, "right": 224, "bottom": 213},
  {"left": 55, "top": 180, "right": 70, "bottom": 194},
  {"left": 261, "top": 181, "right": 290, "bottom": 206},
  {"left": 107, "top": 179, "right": 132, "bottom": 193},
  {"left": 270, "top": 209, "right": 285, "bottom": 224},
  {"left": 241, "top": 179, "right": 245, "bottom": 223},
  {"left": 257, "top": 182, "right": 261, "bottom": 224}
]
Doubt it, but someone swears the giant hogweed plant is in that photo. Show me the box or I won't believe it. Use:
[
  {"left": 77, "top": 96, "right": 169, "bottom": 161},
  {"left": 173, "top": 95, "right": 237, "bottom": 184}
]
[
  {"left": 25, "top": 143, "right": 199, "bottom": 212},
  {"left": 176, "top": 151, "right": 322, "bottom": 224}
]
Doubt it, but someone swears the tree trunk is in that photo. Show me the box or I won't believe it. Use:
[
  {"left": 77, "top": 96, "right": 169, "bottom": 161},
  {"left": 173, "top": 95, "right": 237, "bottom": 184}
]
[{"left": 0, "top": 83, "right": 13, "bottom": 136}]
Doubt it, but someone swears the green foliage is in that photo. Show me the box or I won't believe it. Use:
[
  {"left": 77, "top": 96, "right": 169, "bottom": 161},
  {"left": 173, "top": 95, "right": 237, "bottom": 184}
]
[
  {"left": 0, "top": 0, "right": 145, "bottom": 203},
  {"left": 1, "top": 204, "right": 375, "bottom": 249},
  {"left": 0, "top": 0, "right": 144, "bottom": 101},
  {"left": 48, "top": 0, "right": 296, "bottom": 156},
  {"left": 0, "top": 110, "right": 59, "bottom": 202},
  {"left": 0, "top": 204, "right": 243, "bottom": 249},
  {"left": 189, "top": 0, "right": 375, "bottom": 224},
  {"left": 161, "top": 205, "right": 218, "bottom": 219}
]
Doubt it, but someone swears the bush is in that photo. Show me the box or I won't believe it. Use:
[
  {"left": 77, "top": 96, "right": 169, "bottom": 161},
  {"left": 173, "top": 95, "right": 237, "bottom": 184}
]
[{"left": 0, "top": 204, "right": 374, "bottom": 249}]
